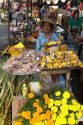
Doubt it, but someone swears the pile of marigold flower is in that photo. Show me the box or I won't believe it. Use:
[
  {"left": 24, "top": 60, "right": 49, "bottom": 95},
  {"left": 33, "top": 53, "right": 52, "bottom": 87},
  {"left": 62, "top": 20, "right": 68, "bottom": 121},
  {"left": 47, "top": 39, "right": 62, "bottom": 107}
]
[{"left": 13, "top": 88, "right": 83, "bottom": 125}]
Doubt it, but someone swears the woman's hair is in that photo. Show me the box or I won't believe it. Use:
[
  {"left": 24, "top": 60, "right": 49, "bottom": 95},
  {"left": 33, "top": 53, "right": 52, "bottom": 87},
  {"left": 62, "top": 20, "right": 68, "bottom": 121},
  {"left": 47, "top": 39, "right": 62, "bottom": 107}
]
[{"left": 42, "top": 21, "right": 54, "bottom": 30}]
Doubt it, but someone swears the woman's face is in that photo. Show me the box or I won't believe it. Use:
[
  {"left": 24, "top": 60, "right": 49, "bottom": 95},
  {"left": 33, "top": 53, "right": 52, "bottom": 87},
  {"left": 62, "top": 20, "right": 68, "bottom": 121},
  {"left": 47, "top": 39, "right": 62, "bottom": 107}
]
[
  {"left": 43, "top": 22, "right": 53, "bottom": 33},
  {"left": 74, "top": 12, "right": 79, "bottom": 19}
]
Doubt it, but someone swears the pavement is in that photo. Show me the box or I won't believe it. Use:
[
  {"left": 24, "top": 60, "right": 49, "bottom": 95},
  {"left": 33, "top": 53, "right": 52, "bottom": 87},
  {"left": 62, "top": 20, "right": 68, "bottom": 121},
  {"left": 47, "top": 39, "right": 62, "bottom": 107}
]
[{"left": 0, "top": 23, "right": 9, "bottom": 51}]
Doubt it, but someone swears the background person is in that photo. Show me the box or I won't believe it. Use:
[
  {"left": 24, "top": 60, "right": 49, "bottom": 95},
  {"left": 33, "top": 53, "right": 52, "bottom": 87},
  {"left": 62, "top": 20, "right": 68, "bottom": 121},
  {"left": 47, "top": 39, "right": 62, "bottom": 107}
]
[{"left": 68, "top": 10, "right": 83, "bottom": 32}]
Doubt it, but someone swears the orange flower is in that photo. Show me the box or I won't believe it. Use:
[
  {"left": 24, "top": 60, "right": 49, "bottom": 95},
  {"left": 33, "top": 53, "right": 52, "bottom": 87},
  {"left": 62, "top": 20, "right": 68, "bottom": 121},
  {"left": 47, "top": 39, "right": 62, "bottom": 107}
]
[
  {"left": 50, "top": 110, "right": 54, "bottom": 115},
  {"left": 39, "top": 113, "right": 46, "bottom": 120},
  {"left": 28, "top": 93, "right": 34, "bottom": 98},
  {"left": 37, "top": 106, "right": 43, "bottom": 113},
  {"left": 46, "top": 110, "right": 51, "bottom": 120},
  {"left": 21, "top": 111, "right": 31, "bottom": 120},
  {"left": 33, "top": 112, "right": 39, "bottom": 117},
  {"left": 33, "top": 102, "right": 39, "bottom": 107},
  {"left": 47, "top": 119, "right": 54, "bottom": 125},
  {"left": 30, "top": 117, "right": 39, "bottom": 124},
  {"left": 45, "top": 98, "right": 49, "bottom": 104},
  {"left": 13, "top": 120, "right": 22, "bottom": 125},
  {"left": 43, "top": 94, "right": 48, "bottom": 99}
]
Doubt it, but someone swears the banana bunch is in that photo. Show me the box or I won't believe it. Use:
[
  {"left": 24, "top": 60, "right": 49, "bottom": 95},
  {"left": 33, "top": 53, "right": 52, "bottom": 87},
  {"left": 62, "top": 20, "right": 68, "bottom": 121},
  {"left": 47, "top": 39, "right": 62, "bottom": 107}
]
[
  {"left": 45, "top": 41, "right": 61, "bottom": 46},
  {"left": 40, "top": 50, "right": 82, "bottom": 69}
]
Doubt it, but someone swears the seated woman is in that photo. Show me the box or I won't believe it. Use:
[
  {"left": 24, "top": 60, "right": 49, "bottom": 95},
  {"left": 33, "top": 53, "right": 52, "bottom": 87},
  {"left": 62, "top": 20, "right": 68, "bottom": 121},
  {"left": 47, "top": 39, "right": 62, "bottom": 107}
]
[
  {"left": 36, "top": 19, "right": 59, "bottom": 51},
  {"left": 36, "top": 19, "right": 60, "bottom": 84}
]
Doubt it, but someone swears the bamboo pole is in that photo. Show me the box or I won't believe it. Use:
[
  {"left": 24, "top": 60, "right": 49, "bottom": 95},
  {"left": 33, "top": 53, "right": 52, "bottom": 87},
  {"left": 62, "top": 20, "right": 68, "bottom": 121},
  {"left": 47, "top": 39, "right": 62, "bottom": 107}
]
[{"left": 1, "top": 97, "right": 13, "bottom": 125}]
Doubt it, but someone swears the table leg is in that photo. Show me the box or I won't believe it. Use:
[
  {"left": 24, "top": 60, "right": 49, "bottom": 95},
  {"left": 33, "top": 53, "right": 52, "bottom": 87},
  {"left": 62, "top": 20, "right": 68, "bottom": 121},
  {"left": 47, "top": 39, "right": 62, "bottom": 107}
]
[{"left": 66, "top": 72, "right": 71, "bottom": 89}]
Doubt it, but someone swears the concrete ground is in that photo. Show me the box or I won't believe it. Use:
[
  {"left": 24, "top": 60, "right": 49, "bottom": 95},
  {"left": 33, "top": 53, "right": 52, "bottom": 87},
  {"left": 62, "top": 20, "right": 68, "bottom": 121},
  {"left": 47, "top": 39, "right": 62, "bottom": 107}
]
[{"left": 0, "top": 23, "right": 9, "bottom": 51}]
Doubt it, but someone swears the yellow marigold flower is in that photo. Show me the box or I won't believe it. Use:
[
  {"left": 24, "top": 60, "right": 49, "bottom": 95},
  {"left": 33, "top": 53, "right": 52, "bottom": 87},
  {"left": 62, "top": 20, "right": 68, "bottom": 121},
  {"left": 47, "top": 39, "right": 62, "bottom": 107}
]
[
  {"left": 80, "top": 105, "right": 83, "bottom": 112},
  {"left": 69, "top": 113, "right": 75, "bottom": 117},
  {"left": 61, "top": 99, "right": 67, "bottom": 104},
  {"left": 52, "top": 113, "right": 57, "bottom": 120},
  {"left": 68, "top": 117, "right": 76, "bottom": 124},
  {"left": 28, "top": 92, "right": 34, "bottom": 98},
  {"left": 33, "top": 102, "right": 39, "bottom": 107},
  {"left": 71, "top": 99, "right": 77, "bottom": 105},
  {"left": 48, "top": 99, "right": 54, "bottom": 108},
  {"left": 81, "top": 105, "right": 83, "bottom": 111},
  {"left": 63, "top": 91, "right": 70, "bottom": 99},
  {"left": 54, "top": 100, "right": 61, "bottom": 106},
  {"left": 61, "top": 110, "right": 68, "bottom": 116},
  {"left": 70, "top": 105, "right": 80, "bottom": 112},
  {"left": 55, "top": 91, "right": 61, "bottom": 96},
  {"left": 21, "top": 111, "right": 31, "bottom": 119},
  {"left": 13, "top": 120, "right": 22, "bottom": 125},
  {"left": 51, "top": 106, "right": 58, "bottom": 113},
  {"left": 49, "top": 99, "right": 54, "bottom": 103},
  {"left": 76, "top": 111, "right": 82, "bottom": 119},
  {"left": 69, "top": 105, "right": 73, "bottom": 110},
  {"left": 55, "top": 117, "right": 63, "bottom": 125}
]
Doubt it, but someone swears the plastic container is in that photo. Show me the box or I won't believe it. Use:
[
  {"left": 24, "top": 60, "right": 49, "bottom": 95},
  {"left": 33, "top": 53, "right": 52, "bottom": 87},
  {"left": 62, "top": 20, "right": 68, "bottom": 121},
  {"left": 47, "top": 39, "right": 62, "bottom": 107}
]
[{"left": 22, "top": 83, "right": 28, "bottom": 98}]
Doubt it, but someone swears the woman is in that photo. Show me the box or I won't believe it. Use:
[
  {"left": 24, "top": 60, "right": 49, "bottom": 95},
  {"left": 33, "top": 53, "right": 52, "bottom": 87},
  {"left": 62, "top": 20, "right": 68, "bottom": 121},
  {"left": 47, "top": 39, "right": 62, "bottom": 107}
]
[
  {"left": 36, "top": 20, "right": 60, "bottom": 84},
  {"left": 68, "top": 10, "right": 82, "bottom": 48},
  {"left": 36, "top": 19, "right": 59, "bottom": 51},
  {"left": 68, "top": 10, "right": 83, "bottom": 32}
]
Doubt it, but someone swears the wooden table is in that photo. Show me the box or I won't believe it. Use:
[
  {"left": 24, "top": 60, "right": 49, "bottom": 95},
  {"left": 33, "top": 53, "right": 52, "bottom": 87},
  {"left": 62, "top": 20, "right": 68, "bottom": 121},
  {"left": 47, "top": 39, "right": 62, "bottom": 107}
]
[{"left": 41, "top": 67, "right": 80, "bottom": 89}]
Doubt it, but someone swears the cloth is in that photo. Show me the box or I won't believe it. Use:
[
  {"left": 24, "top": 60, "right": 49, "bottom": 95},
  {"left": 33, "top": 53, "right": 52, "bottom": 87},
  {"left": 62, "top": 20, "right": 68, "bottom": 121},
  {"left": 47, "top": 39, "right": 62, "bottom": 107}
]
[
  {"left": 66, "top": 1, "right": 71, "bottom": 14},
  {"left": 69, "top": 17, "right": 83, "bottom": 31},
  {"left": 36, "top": 32, "right": 59, "bottom": 51},
  {"left": 56, "top": 14, "right": 63, "bottom": 25}
]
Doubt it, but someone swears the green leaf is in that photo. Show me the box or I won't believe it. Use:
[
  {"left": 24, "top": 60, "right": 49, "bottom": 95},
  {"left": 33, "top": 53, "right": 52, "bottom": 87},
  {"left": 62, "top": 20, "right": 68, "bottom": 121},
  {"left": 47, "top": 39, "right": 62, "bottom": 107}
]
[
  {"left": 39, "top": 100, "right": 45, "bottom": 107},
  {"left": 22, "top": 119, "right": 29, "bottom": 125}
]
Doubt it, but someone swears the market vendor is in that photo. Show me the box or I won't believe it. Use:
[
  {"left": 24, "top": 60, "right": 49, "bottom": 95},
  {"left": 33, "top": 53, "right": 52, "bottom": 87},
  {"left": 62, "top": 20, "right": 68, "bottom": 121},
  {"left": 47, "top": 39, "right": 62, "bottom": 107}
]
[{"left": 36, "top": 19, "right": 59, "bottom": 51}]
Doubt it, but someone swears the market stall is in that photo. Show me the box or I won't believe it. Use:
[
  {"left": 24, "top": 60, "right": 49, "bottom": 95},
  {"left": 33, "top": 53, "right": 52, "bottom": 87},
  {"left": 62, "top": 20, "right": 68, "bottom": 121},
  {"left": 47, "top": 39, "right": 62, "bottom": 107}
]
[{"left": 0, "top": 40, "right": 83, "bottom": 125}]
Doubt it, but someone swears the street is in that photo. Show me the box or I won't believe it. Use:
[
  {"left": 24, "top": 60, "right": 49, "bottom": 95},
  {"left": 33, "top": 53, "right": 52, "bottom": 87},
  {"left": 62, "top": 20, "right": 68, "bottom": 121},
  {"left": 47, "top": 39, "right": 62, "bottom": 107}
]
[{"left": 0, "top": 23, "right": 9, "bottom": 50}]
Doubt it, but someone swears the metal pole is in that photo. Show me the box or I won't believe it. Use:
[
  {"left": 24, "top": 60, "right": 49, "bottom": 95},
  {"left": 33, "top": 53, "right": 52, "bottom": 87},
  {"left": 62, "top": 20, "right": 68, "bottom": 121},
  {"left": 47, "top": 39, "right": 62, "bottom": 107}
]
[
  {"left": 30, "top": 0, "right": 32, "bottom": 34},
  {"left": 8, "top": 0, "right": 10, "bottom": 45}
]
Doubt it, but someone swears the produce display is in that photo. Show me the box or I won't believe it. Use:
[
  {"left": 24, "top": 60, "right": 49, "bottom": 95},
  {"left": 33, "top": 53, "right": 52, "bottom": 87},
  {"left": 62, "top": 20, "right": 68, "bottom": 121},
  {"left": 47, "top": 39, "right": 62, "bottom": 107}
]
[
  {"left": 40, "top": 46, "right": 83, "bottom": 69},
  {"left": 2, "top": 50, "right": 43, "bottom": 75},
  {"left": 2, "top": 44, "right": 83, "bottom": 75},
  {"left": 44, "top": 41, "right": 61, "bottom": 53}
]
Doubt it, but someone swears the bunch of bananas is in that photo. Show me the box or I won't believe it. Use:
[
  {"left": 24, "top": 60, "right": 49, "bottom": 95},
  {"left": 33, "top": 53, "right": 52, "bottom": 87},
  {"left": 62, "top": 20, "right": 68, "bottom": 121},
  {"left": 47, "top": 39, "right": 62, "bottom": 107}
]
[
  {"left": 44, "top": 41, "right": 61, "bottom": 53},
  {"left": 45, "top": 41, "right": 61, "bottom": 46},
  {"left": 40, "top": 50, "right": 83, "bottom": 69}
]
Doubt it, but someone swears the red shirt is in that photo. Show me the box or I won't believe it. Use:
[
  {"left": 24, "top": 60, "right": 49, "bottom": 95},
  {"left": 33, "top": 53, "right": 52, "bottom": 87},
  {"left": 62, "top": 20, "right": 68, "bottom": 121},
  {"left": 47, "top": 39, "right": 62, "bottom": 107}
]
[{"left": 66, "top": 1, "right": 71, "bottom": 12}]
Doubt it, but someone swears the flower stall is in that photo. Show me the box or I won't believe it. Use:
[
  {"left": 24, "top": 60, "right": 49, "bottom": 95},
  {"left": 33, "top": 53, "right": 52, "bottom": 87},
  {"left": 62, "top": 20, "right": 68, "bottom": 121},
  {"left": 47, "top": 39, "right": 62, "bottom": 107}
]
[{"left": 13, "top": 87, "right": 83, "bottom": 125}]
